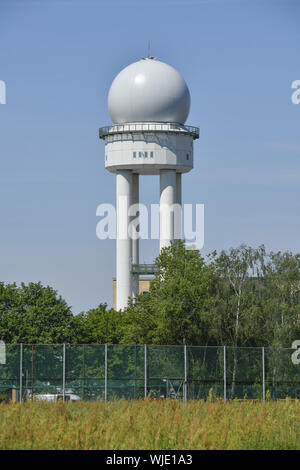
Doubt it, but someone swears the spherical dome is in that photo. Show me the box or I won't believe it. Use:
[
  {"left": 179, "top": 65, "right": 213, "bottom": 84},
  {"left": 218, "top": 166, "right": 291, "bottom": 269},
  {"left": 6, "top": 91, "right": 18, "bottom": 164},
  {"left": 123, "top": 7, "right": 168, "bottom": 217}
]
[{"left": 108, "top": 58, "right": 190, "bottom": 125}]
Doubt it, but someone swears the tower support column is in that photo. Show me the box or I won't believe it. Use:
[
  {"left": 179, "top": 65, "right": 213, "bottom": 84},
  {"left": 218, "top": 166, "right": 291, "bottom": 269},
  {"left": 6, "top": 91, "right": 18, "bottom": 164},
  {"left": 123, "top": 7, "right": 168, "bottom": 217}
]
[
  {"left": 175, "top": 173, "right": 182, "bottom": 240},
  {"left": 132, "top": 173, "right": 139, "bottom": 297},
  {"left": 116, "top": 170, "right": 133, "bottom": 310},
  {"left": 160, "top": 169, "right": 176, "bottom": 251}
]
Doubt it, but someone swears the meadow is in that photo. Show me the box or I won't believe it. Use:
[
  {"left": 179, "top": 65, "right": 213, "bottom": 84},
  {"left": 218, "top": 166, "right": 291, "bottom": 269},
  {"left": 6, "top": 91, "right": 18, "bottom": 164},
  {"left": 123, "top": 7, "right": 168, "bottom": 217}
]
[{"left": 0, "top": 398, "right": 299, "bottom": 450}]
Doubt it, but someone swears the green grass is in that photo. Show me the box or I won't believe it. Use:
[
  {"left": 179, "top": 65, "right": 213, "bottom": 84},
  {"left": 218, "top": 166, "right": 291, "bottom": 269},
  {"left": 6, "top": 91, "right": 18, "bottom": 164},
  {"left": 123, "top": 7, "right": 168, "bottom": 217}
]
[{"left": 0, "top": 398, "right": 299, "bottom": 450}]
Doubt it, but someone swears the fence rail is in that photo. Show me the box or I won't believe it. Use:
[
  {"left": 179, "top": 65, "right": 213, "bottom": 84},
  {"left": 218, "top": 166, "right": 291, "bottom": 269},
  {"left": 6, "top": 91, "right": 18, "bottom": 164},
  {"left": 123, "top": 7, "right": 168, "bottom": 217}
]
[
  {"left": 0, "top": 344, "right": 300, "bottom": 403},
  {"left": 99, "top": 123, "right": 200, "bottom": 139}
]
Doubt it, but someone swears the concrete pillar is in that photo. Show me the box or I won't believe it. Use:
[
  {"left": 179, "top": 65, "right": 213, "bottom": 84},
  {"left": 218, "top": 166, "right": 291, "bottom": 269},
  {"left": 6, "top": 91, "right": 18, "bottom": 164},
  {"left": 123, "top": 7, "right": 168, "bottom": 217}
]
[
  {"left": 132, "top": 173, "right": 139, "bottom": 298},
  {"left": 175, "top": 173, "right": 182, "bottom": 240},
  {"left": 116, "top": 170, "right": 132, "bottom": 310},
  {"left": 160, "top": 169, "right": 176, "bottom": 251}
]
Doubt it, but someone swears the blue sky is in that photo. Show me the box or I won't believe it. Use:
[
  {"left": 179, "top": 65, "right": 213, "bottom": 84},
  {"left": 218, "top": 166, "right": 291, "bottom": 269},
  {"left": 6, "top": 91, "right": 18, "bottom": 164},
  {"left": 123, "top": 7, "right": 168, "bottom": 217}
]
[{"left": 0, "top": 0, "right": 299, "bottom": 313}]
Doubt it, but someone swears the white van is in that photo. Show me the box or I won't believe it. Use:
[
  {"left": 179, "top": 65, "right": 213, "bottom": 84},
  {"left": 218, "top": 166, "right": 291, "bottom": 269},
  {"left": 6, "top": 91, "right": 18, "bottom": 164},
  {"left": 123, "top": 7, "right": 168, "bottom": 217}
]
[{"left": 34, "top": 391, "right": 80, "bottom": 402}]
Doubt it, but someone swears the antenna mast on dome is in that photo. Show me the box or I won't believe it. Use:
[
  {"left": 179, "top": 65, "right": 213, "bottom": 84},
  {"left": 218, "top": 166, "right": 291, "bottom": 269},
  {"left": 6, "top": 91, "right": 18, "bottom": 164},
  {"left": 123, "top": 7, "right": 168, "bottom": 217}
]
[
  {"left": 141, "top": 41, "right": 155, "bottom": 60},
  {"left": 147, "top": 41, "right": 155, "bottom": 60}
]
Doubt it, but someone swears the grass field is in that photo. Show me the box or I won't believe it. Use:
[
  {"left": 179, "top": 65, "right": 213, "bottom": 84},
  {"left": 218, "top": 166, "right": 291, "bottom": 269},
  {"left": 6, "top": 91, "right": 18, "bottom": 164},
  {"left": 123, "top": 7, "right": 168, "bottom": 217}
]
[{"left": 0, "top": 398, "right": 299, "bottom": 450}]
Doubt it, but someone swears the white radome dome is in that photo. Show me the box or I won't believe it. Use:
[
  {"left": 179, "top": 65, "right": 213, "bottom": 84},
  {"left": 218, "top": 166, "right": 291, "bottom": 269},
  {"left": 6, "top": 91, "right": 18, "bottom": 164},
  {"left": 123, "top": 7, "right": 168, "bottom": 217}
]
[{"left": 108, "top": 58, "right": 190, "bottom": 125}]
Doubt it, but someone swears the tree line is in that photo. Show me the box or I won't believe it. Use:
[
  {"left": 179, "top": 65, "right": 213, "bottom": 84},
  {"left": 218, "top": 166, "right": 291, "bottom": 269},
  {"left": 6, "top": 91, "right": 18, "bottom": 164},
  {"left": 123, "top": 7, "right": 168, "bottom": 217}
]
[{"left": 1, "top": 242, "right": 300, "bottom": 347}]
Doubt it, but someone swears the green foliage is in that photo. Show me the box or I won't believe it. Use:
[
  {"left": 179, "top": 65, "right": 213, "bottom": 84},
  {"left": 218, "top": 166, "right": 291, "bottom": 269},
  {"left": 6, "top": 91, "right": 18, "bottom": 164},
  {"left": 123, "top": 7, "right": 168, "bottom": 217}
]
[
  {"left": 121, "top": 242, "right": 300, "bottom": 348},
  {"left": 213, "top": 244, "right": 268, "bottom": 347},
  {"left": 79, "top": 304, "right": 126, "bottom": 344},
  {"left": 0, "top": 282, "right": 76, "bottom": 344},
  {"left": 122, "top": 241, "right": 219, "bottom": 345},
  {"left": 262, "top": 251, "right": 300, "bottom": 347},
  {"left": 1, "top": 243, "right": 299, "bottom": 348}
]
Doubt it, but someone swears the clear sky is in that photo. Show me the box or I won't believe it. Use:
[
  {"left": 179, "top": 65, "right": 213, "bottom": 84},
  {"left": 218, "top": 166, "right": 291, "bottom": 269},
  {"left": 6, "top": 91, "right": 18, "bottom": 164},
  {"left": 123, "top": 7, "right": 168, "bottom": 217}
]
[{"left": 0, "top": 0, "right": 299, "bottom": 314}]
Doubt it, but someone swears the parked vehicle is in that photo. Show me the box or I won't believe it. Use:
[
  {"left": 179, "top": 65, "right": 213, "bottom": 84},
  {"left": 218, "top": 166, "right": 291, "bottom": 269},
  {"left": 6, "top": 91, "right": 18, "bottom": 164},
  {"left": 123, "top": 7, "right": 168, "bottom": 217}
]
[{"left": 34, "top": 390, "right": 80, "bottom": 402}]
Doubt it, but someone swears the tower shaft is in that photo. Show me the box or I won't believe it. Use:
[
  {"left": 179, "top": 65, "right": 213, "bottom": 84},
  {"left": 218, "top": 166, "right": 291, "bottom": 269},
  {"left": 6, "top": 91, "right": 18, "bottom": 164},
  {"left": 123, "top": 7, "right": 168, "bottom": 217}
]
[
  {"left": 132, "top": 173, "right": 139, "bottom": 298},
  {"left": 176, "top": 173, "right": 182, "bottom": 240},
  {"left": 116, "top": 170, "right": 133, "bottom": 311},
  {"left": 159, "top": 169, "right": 176, "bottom": 251}
]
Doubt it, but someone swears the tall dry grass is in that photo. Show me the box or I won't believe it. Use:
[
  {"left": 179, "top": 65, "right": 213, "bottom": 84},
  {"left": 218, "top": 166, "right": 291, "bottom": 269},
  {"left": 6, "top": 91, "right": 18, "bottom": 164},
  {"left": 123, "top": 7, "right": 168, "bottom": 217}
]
[{"left": 0, "top": 398, "right": 299, "bottom": 450}]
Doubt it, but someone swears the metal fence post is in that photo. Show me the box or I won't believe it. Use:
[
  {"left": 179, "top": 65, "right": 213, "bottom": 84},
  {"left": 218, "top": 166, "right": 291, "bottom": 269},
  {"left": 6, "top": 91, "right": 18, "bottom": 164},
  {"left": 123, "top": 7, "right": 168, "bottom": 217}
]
[
  {"left": 31, "top": 345, "right": 34, "bottom": 399},
  {"left": 144, "top": 344, "right": 147, "bottom": 398},
  {"left": 104, "top": 344, "right": 108, "bottom": 402},
  {"left": 262, "top": 347, "right": 265, "bottom": 402},
  {"left": 62, "top": 344, "right": 66, "bottom": 402},
  {"left": 134, "top": 344, "right": 137, "bottom": 399},
  {"left": 184, "top": 344, "right": 187, "bottom": 402},
  {"left": 82, "top": 344, "right": 85, "bottom": 401},
  {"left": 224, "top": 346, "right": 226, "bottom": 401},
  {"left": 19, "top": 343, "right": 23, "bottom": 404}
]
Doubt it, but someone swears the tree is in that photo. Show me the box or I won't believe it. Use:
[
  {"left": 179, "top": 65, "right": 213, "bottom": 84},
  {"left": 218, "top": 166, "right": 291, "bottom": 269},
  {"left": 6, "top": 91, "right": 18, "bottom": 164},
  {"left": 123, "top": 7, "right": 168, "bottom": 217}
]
[
  {"left": 122, "top": 241, "right": 219, "bottom": 345},
  {"left": 0, "top": 282, "right": 76, "bottom": 343},
  {"left": 214, "top": 244, "right": 267, "bottom": 347},
  {"left": 79, "top": 303, "right": 126, "bottom": 344},
  {"left": 262, "top": 251, "right": 300, "bottom": 347},
  {"left": 214, "top": 244, "right": 267, "bottom": 397}
]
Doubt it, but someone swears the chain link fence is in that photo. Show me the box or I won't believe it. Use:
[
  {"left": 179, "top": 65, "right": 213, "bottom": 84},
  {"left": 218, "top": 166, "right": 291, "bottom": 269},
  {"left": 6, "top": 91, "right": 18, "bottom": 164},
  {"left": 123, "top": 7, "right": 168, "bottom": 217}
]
[{"left": 0, "top": 344, "right": 300, "bottom": 402}]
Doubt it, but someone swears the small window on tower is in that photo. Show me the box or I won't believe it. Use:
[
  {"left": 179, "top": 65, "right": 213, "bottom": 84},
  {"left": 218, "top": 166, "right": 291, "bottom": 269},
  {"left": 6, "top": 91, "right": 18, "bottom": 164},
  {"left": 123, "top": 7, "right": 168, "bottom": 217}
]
[
  {"left": 133, "top": 152, "right": 136, "bottom": 158},
  {"left": 139, "top": 152, "right": 142, "bottom": 158},
  {"left": 150, "top": 152, "right": 154, "bottom": 158},
  {"left": 186, "top": 153, "right": 189, "bottom": 160},
  {"left": 144, "top": 152, "right": 148, "bottom": 158}
]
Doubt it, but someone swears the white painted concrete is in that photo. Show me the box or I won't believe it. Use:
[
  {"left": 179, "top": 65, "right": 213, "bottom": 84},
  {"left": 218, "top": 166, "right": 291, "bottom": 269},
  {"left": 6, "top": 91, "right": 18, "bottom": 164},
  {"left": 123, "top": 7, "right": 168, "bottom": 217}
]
[
  {"left": 116, "top": 170, "right": 132, "bottom": 311},
  {"left": 132, "top": 173, "right": 139, "bottom": 298},
  {"left": 160, "top": 169, "right": 176, "bottom": 251},
  {"left": 175, "top": 173, "right": 182, "bottom": 240}
]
